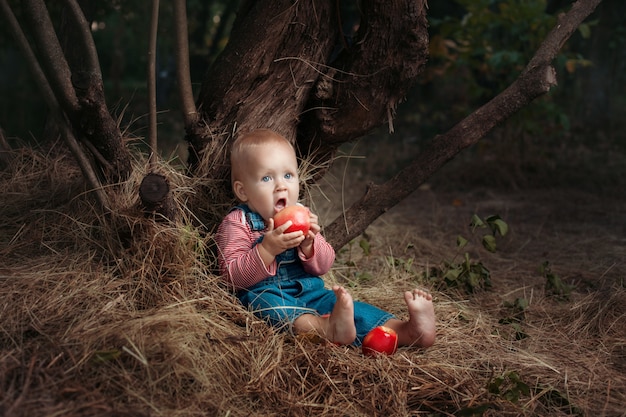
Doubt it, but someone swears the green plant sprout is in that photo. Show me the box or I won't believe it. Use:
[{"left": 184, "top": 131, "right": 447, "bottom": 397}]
[
  {"left": 487, "top": 370, "right": 530, "bottom": 403},
  {"left": 459, "top": 371, "right": 581, "bottom": 416},
  {"left": 425, "top": 214, "right": 509, "bottom": 293},
  {"left": 499, "top": 297, "right": 529, "bottom": 340},
  {"left": 541, "top": 261, "right": 573, "bottom": 300}
]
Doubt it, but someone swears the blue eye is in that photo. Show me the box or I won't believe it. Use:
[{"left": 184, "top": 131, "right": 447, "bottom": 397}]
[
  {"left": 284, "top": 173, "right": 293, "bottom": 180},
  {"left": 261, "top": 176, "right": 271, "bottom": 182}
]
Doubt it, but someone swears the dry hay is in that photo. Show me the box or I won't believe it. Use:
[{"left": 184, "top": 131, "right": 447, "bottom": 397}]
[{"left": 1, "top": 147, "right": 625, "bottom": 417}]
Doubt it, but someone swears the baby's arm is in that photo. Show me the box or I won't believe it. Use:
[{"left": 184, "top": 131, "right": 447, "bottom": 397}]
[
  {"left": 297, "top": 208, "right": 335, "bottom": 275},
  {"left": 299, "top": 209, "right": 320, "bottom": 259},
  {"left": 299, "top": 234, "right": 335, "bottom": 275},
  {"left": 216, "top": 211, "right": 276, "bottom": 289}
]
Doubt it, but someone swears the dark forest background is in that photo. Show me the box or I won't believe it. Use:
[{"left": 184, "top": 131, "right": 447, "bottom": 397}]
[{"left": 1, "top": 0, "right": 624, "bottom": 192}]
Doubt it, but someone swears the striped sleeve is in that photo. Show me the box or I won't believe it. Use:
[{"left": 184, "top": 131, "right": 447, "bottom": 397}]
[
  {"left": 216, "top": 209, "right": 277, "bottom": 290},
  {"left": 298, "top": 234, "right": 335, "bottom": 276}
]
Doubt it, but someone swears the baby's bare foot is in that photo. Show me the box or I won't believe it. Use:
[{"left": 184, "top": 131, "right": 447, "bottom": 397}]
[
  {"left": 404, "top": 289, "right": 436, "bottom": 348},
  {"left": 328, "top": 285, "right": 357, "bottom": 345}
]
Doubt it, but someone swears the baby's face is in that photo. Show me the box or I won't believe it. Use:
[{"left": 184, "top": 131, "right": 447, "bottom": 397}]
[{"left": 235, "top": 141, "right": 300, "bottom": 222}]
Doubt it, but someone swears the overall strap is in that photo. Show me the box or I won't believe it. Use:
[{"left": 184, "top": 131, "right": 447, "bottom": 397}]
[{"left": 234, "top": 204, "right": 266, "bottom": 232}]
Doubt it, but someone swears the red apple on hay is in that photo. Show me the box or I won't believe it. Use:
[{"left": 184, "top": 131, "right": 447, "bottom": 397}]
[
  {"left": 273, "top": 205, "right": 310, "bottom": 235},
  {"left": 362, "top": 326, "right": 398, "bottom": 356}
]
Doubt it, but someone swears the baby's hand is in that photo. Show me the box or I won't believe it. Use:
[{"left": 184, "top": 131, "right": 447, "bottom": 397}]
[
  {"left": 299, "top": 209, "right": 320, "bottom": 258},
  {"left": 260, "top": 218, "right": 306, "bottom": 258}
]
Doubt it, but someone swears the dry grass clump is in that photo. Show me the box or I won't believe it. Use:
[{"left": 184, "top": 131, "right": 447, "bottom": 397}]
[{"left": 1, "top": 147, "right": 625, "bottom": 416}]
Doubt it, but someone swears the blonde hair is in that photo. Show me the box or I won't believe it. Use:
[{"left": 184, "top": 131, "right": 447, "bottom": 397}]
[{"left": 230, "top": 129, "right": 295, "bottom": 184}]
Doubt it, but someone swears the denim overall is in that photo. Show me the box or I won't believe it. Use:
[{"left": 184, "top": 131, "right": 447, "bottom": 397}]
[{"left": 234, "top": 205, "right": 394, "bottom": 345}]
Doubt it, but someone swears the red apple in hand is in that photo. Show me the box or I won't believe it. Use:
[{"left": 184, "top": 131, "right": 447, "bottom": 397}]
[
  {"left": 273, "top": 205, "right": 310, "bottom": 235},
  {"left": 362, "top": 326, "right": 398, "bottom": 356}
]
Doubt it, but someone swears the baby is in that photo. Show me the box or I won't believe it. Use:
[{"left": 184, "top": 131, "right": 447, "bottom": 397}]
[{"left": 216, "top": 128, "right": 435, "bottom": 348}]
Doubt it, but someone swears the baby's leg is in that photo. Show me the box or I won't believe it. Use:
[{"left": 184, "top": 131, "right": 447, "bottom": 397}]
[
  {"left": 293, "top": 285, "right": 356, "bottom": 345},
  {"left": 384, "top": 289, "right": 436, "bottom": 348}
]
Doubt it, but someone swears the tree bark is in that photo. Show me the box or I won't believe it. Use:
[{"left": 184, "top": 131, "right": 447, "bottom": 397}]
[
  {"left": 147, "top": 0, "right": 160, "bottom": 166},
  {"left": 184, "top": 0, "right": 342, "bottom": 215},
  {"left": 60, "top": 0, "right": 133, "bottom": 183},
  {"left": 21, "top": 0, "right": 132, "bottom": 183},
  {"left": 189, "top": 1, "right": 337, "bottom": 176},
  {"left": 190, "top": 0, "right": 430, "bottom": 201},
  {"left": 324, "top": 0, "right": 603, "bottom": 250},
  {"left": 173, "top": 0, "right": 199, "bottom": 130},
  {"left": 1, "top": 0, "right": 109, "bottom": 209},
  {"left": 300, "top": 0, "right": 429, "bottom": 152}
]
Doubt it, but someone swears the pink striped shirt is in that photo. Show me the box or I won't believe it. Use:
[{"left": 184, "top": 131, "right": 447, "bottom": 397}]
[{"left": 216, "top": 208, "right": 336, "bottom": 290}]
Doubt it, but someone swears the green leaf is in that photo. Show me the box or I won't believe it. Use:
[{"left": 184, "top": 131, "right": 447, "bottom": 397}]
[
  {"left": 359, "top": 238, "right": 371, "bottom": 256},
  {"left": 488, "top": 376, "right": 504, "bottom": 394},
  {"left": 470, "top": 214, "right": 485, "bottom": 230},
  {"left": 482, "top": 235, "right": 497, "bottom": 252},
  {"left": 444, "top": 268, "right": 462, "bottom": 281},
  {"left": 468, "top": 272, "right": 481, "bottom": 289},
  {"left": 510, "top": 323, "right": 528, "bottom": 340},
  {"left": 515, "top": 297, "right": 528, "bottom": 310},
  {"left": 486, "top": 215, "right": 509, "bottom": 236},
  {"left": 457, "top": 235, "right": 469, "bottom": 248}
]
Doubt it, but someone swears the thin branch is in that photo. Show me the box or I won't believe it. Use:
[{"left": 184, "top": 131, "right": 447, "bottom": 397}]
[
  {"left": 0, "top": 0, "right": 109, "bottom": 210},
  {"left": 59, "top": 0, "right": 102, "bottom": 79},
  {"left": 173, "top": 0, "right": 199, "bottom": 128},
  {"left": 325, "top": 0, "right": 603, "bottom": 250},
  {"left": 147, "top": 0, "right": 160, "bottom": 167},
  {"left": 21, "top": 0, "right": 80, "bottom": 115}
]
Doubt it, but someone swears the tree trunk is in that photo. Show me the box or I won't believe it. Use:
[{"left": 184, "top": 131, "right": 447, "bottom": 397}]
[
  {"left": 190, "top": 0, "right": 429, "bottom": 205},
  {"left": 300, "top": 0, "right": 429, "bottom": 150},
  {"left": 20, "top": 0, "right": 132, "bottom": 183},
  {"left": 2, "top": 0, "right": 603, "bottom": 251},
  {"left": 189, "top": 0, "right": 337, "bottom": 176},
  {"left": 59, "top": 0, "right": 133, "bottom": 183}
]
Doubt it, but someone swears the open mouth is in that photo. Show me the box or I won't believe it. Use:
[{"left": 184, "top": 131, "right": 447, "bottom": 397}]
[{"left": 275, "top": 198, "right": 287, "bottom": 212}]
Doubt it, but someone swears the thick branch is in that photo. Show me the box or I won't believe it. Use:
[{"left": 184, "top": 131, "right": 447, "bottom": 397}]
[
  {"left": 324, "top": 0, "right": 602, "bottom": 250},
  {"left": 190, "top": 1, "right": 337, "bottom": 177},
  {"left": 0, "top": 0, "right": 109, "bottom": 210},
  {"left": 59, "top": 0, "right": 102, "bottom": 79},
  {"left": 57, "top": 2, "right": 132, "bottom": 183},
  {"left": 173, "top": 0, "right": 199, "bottom": 129},
  {"left": 139, "top": 173, "right": 176, "bottom": 221},
  {"left": 300, "top": 0, "right": 428, "bottom": 151},
  {"left": 21, "top": 0, "right": 80, "bottom": 115}
]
